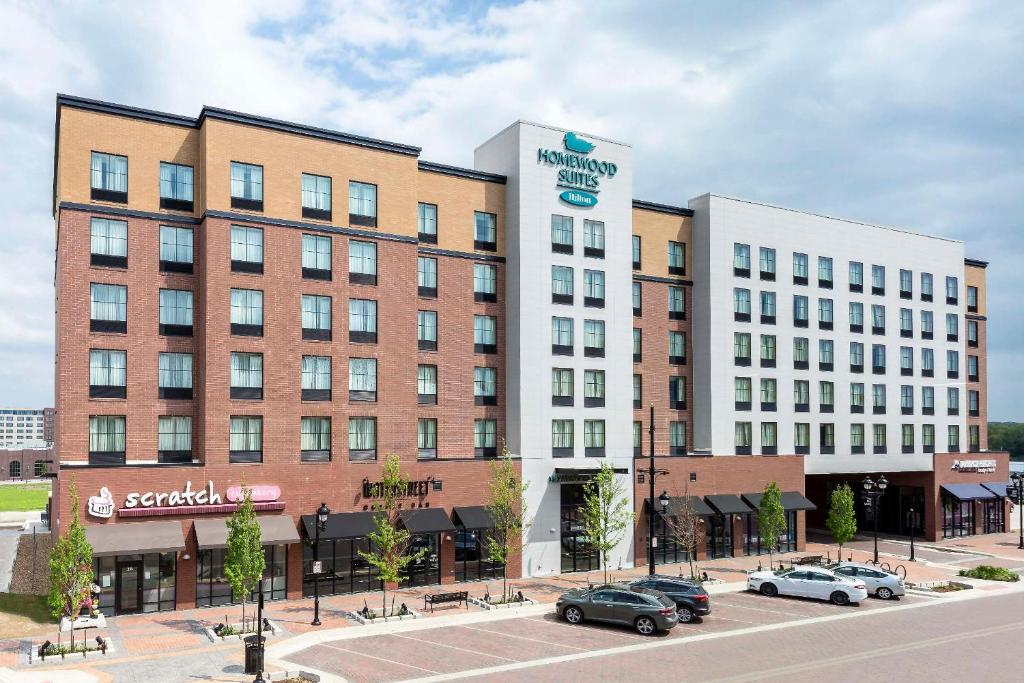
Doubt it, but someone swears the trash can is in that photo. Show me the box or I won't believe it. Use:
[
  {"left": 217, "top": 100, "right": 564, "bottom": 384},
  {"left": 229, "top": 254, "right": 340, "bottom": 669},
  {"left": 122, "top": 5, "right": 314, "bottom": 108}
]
[{"left": 243, "top": 635, "right": 265, "bottom": 675}]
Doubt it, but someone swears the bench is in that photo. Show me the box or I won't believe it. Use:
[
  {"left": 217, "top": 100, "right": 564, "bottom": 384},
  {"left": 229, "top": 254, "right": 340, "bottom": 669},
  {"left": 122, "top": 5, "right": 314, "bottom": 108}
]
[
  {"left": 424, "top": 590, "right": 469, "bottom": 613},
  {"left": 794, "top": 555, "right": 824, "bottom": 566}
]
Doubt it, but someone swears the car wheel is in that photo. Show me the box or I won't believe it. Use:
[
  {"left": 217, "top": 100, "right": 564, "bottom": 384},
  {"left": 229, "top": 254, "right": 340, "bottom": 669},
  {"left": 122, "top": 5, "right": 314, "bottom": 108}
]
[
  {"left": 876, "top": 587, "right": 894, "bottom": 600},
  {"left": 830, "top": 591, "right": 850, "bottom": 606},
  {"left": 564, "top": 606, "right": 583, "bottom": 624},
  {"left": 635, "top": 616, "right": 657, "bottom": 635},
  {"left": 676, "top": 606, "right": 695, "bottom": 623},
  {"left": 760, "top": 583, "right": 778, "bottom": 597}
]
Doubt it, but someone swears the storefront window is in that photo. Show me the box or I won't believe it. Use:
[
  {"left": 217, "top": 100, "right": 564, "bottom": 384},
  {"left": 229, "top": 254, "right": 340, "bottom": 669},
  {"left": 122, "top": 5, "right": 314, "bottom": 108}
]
[
  {"left": 651, "top": 513, "right": 691, "bottom": 565},
  {"left": 560, "top": 484, "right": 598, "bottom": 573},
  {"left": 196, "top": 545, "right": 286, "bottom": 607},
  {"left": 705, "top": 514, "right": 733, "bottom": 559},
  {"left": 454, "top": 528, "right": 504, "bottom": 582},
  {"left": 303, "top": 538, "right": 380, "bottom": 597},
  {"left": 941, "top": 492, "right": 974, "bottom": 538},
  {"left": 401, "top": 533, "right": 441, "bottom": 587},
  {"left": 93, "top": 552, "right": 175, "bottom": 616}
]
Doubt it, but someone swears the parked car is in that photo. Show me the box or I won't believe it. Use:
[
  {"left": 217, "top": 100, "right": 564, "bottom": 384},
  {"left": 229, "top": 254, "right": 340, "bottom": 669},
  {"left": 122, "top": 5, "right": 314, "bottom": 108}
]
[
  {"left": 628, "top": 575, "right": 711, "bottom": 623},
  {"left": 556, "top": 584, "right": 679, "bottom": 635},
  {"left": 746, "top": 566, "right": 868, "bottom": 605},
  {"left": 826, "top": 562, "right": 905, "bottom": 599}
]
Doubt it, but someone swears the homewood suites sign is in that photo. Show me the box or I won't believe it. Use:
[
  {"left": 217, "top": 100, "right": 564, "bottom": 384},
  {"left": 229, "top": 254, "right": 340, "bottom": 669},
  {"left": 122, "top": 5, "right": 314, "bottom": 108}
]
[
  {"left": 87, "top": 481, "right": 282, "bottom": 519},
  {"left": 536, "top": 132, "right": 618, "bottom": 207}
]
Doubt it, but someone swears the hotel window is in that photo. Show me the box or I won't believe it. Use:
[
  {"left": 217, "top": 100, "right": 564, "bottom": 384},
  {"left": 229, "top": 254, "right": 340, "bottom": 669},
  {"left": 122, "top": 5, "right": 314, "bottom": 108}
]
[
  {"left": 901, "top": 385, "right": 914, "bottom": 414},
  {"left": 900, "top": 346, "right": 913, "bottom": 376},
  {"left": 734, "top": 243, "right": 751, "bottom": 276},
  {"left": 230, "top": 162, "right": 263, "bottom": 211},
  {"left": 552, "top": 420, "right": 574, "bottom": 457},
  {"left": 348, "top": 181, "right": 377, "bottom": 226},
  {"left": 159, "top": 226, "right": 194, "bottom": 273},
  {"left": 849, "top": 302, "right": 863, "bottom": 332},
  {"left": 230, "top": 289, "right": 263, "bottom": 337},
  {"left": 552, "top": 317, "right": 574, "bottom": 355},
  {"left": 417, "top": 310, "right": 437, "bottom": 351},
  {"left": 760, "top": 291, "right": 777, "bottom": 324},
  {"left": 158, "top": 352, "right": 193, "bottom": 400},
  {"left": 473, "top": 264, "right": 497, "bottom": 302},
  {"left": 417, "top": 257, "right": 438, "bottom": 297},
  {"left": 584, "top": 220, "right": 605, "bottom": 258},
  {"left": 793, "top": 252, "right": 808, "bottom": 284},
  {"left": 922, "top": 424, "right": 935, "bottom": 452},
  {"left": 90, "top": 218, "right": 128, "bottom": 268},
  {"left": 851, "top": 383, "right": 865, "bottom": 412},
  {"left": 301, "top": 295, "right": 332, "bottom": 341},
  {"left": 90, "top": 152, "right": 128, "bottom": 202},
  {"left": 632, "top": 235, "right": 642, "bottom": 269},
  {"left": 89, "top": 416, "right": 126, "bottom": 464},
  {"left": 552, "top": 368, "right": 574, "bottom": 406},
  {"left": 89, "top": 349, "right": 126, "bottom": 399},
  {"left": 474, "top": 314, "right": 497, "bottom": 353},
  {"left": 584, "top": 270, "right": 605, "bottom": 307},
  {"left": 848, "top": 261, "right": 864, "bottom": 292},
  {"left": 670, "top": 376, "right": 687, "bottom": 410},
  {"left": 968, "top": 424, "right": 980, "bottom": 451},
  {"left": 633, "top": 374, "right": 642, "bottom": 408},
  {"left": 229, "top": 416, "right": 262, "bottom": 463},
  {"left": 967, "top": 286, "right": 978, "bottom": 312},
  {"left": 901, "top": 424, "right": 915, "bottom": 452},
  {"left": 230, "top": 352, "right": 263, "bottom": 400},
  {"left": 158, "top": 289, "right": 193, "bottom": 336},
  {"left": 633, "top": 422, "right": 643, "bottom": 455},
  {"left": 922, "top": 386, "right": 935, "bottom": 414},
  {"left": 349, "top": 299, "right": 378, "bottom": 343},
  {"left": 301, "top": 355, "right": 331, "bottom": 401},
  {"left": 584, "top": 370, "right": 606, "bottom": 407},
  {"left": 794, "top": 423, "right": 810, "bottom": 453},
  {"left": 583, "top": 320, "right": 605, "bottom": 357},
  {"left": 474, "top": 367, "right": 497, "bottom": 406},
  {"left": 417, "top": 419, "right": 437, "bottom": 460},
  {"left": 794, "top": 380, "right": 810, "bottom": 411},
  {"left": 301, "top": 235, "right": 332, "bottom": 280},
  {"left": 301, "top": 173, "right": 332, "bottom": 220},
  {"left": 158, "top": 416, "right": 192, "bottom": 463},
  {"left": 735, "top": 377, "right": 752, "bottom": 409},
  {"left": 760, "top": 378, "right": 777, "bottom": 410},
  {"left": 474, "top": 211, "right": 497, "bottom": 251},
  {"left": 898, "top": 308, "right": 912, "bottom": 338},
  {"left": 947, "top": 350, "right": 959, "bottom": 379},
  {"left": 851, "top": 424, "right": 865, "bottom": 452},
  {"left": 873, "top": 424, "right": 887, "bottom": 453},
  {"left": 632, "top": 282, "right": 642, "bottom": 316},
  {"left": 793, "top": 295, "right": 809, "bottom": 327},
  {"left": 474, "top": 419, "right": 497, "bottom": 458},
  {"left": 760, "top": 422, "right": 777, "bottom": 453},
  {"left": 633, "top": 328, "right": 642, "bottom": 362},
  {"left": 552, "top": 266, "right": 574, "bottom": 304},
  {"left": 818, "top": 298, "right": 833, "bottom": 329},
  {"left": 416, "top": 364, "right": 437, "bottom": 405},
  {"left": 230, "top": 226, "right": 264, "bottom": 273},
  {"left": 921, "top": 310, "right": 934, "bottom": 339},
  {"left": 871, "top": 305, "right": 885, "bottom": 334},
  {"left": 734, "top": 332, "right": 751, "bottom": 365},
  {"left": 760, "top": 334, "right": 777, "bottom": 367},
  {"left": 945, "top": 276, "right": 958, "bottom": 304},
  {"left": 921, "top": 272, "right": 934, "bottom": 301},
  {"left": 301, "top": 417, "right": 331, "bottom": 462},
  {"left": 669, "top": 422, "right": 687, "bottom": 456},
  {"left": 349, "top": 358, "right": 378, "bottom": 402},
  {"left": 818, "top": 339, "right": 833, "bottom": 371},
  {"left": 793, "top": 337, "right": 809, "bottom": 369},
  {"left": 899, "top": 269, "right": 913, "bottom": 298},
  {"left": 669, "top": 331, "right": 686, "bottom": 364},
  {"left": 734, "top": 288, "right": 751, "bottom": 321},
  {"left": 872, "top": 344, "right": 886, "bottom": 374},
  {"left": 759, "top": 247, "right": 775, "bottom": 280},
  {"left": 818, "top": 256, "right": 833, "bottom": 288},
  {"left": 584, "top": 419, "right": 605, "bottom": 456},
  {"left": 735, "top": 422, "right": 752, "bottom": 453},
  {"left": 871, "top": 265, "right": 885, "bottom": 294},
  {"left": 821, "top": 423, "right": 836, "bottom": 453},
  {"left": 417, "top": 203, "right": 438, "bottom": 242},
  {"left": 669, "top": 241, "right": 686, "bottom": 274},
  {"left": 967, "top": 320, "right": 978, "bottom": 347},
  {"left": 348, "top": 240, "right": 377, "bottom": 285},
  {"left": 349, "top": 417, "right": 377, "bottom": 460},
  {"left": 90, "top": 283, "right": 127, "bottom": 333},
  {"left": 946, "top": 313, "right": 958, "bottom": 342},
  {"left": 948, "top": 425, "right": 960, "bottom": 451},
  {"left": 968, "top": 355, "right": 979, "bottom": 381},
  {"left": 551, "top": 215, "right": 573, "bottom": 253},
  {"left": 820, "top": 381, "right": 834, "bottom": 412},
  {"left": 872, "top": 384, "right": 886, "bottom": 414}
]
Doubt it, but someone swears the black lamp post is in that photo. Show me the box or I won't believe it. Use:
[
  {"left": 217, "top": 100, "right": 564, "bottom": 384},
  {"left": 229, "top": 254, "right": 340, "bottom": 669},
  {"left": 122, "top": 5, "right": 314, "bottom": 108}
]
[
  {"left": 907, "top": 506, "right": 916, "bottom": 562},
  {"left": 1008, "top": 472, "right": 1024, "bottom": 550},
  {"left": 640, "top": 405, "right": 668, "bottom": 576},
  {"left": 862, "top": 475, "right": 888, "bottom": 564},
  {"left": 253, "top": 589, "right": 265, "bottom": 683},
  {"left": 311, "top": 502, "right": 330, "bottom": 626}
]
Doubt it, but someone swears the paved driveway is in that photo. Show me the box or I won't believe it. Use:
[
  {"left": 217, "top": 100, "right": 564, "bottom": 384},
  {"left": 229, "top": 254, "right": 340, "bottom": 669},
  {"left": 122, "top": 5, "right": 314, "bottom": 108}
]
[{"left": 0, "top": 529, "right": 20, "bottom": 593}]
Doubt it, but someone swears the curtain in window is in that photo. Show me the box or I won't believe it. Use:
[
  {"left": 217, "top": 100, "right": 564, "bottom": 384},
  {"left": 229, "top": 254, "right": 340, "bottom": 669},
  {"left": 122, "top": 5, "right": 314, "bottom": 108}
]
[
  {"left": 418, "top": 258, "right": 437, "bottom": 288},
  {"left": 159, "top": 353, "right": 192, "bottom": 388},
  {"left": 160, "top": 163, "right": 193, "bottom": 200},
  {"left": 230, "top": 353, "right": 263, "bottom": 388},
  {"left": 552, "top": 420, "right": 573, "bottom": 448},
  {"left": 301, "top": 417, "right": 330, "bottom": 451},
  {"left": 584, "top": 270, "right": 604, "bottom": 299},
  {"left": 158, "top": 416, "right": 192, "bottom": 451},
  {"left": 475, "top": 212, "right": 496, "bottom": 242},
  {"left": 90, "top": 284, "right": 127, "bottom": 321},
  {"left": 552, "top": 369, "right": 572, "bottom": 396},
  {"left": 302, "top": 296, "right": 331, "bottom": 330},
  {"left": 159, "top": 290, "right": 193, "bottom": 325},
  {"left": 417, "top": 419, "right": 437, "bottom": 448},
  {"left": 584, "top": 420, "right": 605, "bottom": 447},
  {"left": 417, "top": 311, "right": 437, "bottom": 342},
  {"left": 734, "top": 244, "right": 750, "bottom": 269},
  {"left": 89, "top": 350, "right": 126, "bottom": 386},
  {"left": 668, "top": 286, "right": 685, "bottom": 312},
  {"left": 348, "top": 182, "right": 377, "bottom": 216},
  {"left": 735, "top": 422, "right": 751, "bottom": 446},
  {"left": 584, "top": 371, "right": 604, "bottom": 398},
  {"left": 474, "top": 315, "right": 496, "bottom": 344},
  {"left": 584, "top": 220, "right": 604, "bottom": 249},
  {"left": 91, "top": 153, "right": 127, "bottom": 191},
  {"left": 90, "top": 218, "right": 128, "bottom": 256},
  {"left": 90, "top": 416, "right": 125, "bottom": 452},
  {"left": 230, "top": 163, "right": 263, "bottom": 200},
  {"left": 551, "top": 215, "right": 572, "bottom": 245},
  {"left": 230, "top": 417, "right": 262, "bottom": 451},
  {"left": 418, "top": 203, "right": 437, "bottom": 235},
  {"left": 473, "top": 264, "right": 495, "bottom": 294},
  {"left": 474, "top": 368, "right": 495, "bottom": 396},
  {"left": 230, "top": 227, "right": 263, "bottom": 262},
  {"left": 670, "top": 422, "right": 686, "bottom": 448},
  {"left": 474, "top": 420, "right": 496, "bottom": 447},
  {"left": 350, "top": 300, "right": 377, "bottom": 332},
  {"left": 301, "top": 356, "right": 331, "bottom": 390},
  {"left": 417, "top": 365, "right": 437, "bottom": 395},
  {"left": 349, "top": 359, "right": 377, "bottom": 391},
  {"left": 230, "top": 289, "right": 263, "bottom": 325},
  {"left": 552, "top": 266, "right": 573, "bottom": 295},
  {"left": 584, "top": 320, "right": 604, "bottom": 348},
  {"left": 670, "top": 241, "right": 685, "bottom": 268},
  {"left": 301, "top": 174, "right": 331, "bottom": 210},
  {"left": 349, "top": 241, "right": 376, "bottom": 274},
  {"left": 551, "top": 317, "right": 572, "bottom": 346},
  {"left": 349, "top": 419, "right": 376, "bottom": 450},
  {"left": 160, "top": 226, "right": 193, "bottom": 263},
  {"left": 302, "top": 235, "right": 331, "bottom": 270}
]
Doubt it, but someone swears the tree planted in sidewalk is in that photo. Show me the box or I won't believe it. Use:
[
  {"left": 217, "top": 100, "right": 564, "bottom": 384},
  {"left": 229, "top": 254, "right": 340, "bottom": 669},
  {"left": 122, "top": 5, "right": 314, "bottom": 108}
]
[
  {"left": 48, "top": 481, "right": 94, "bottom": 651},
  {"left": 758, "top": 482, "right": 787, "bottom": 570},
  {"left": 580, "top": 462, "right": 635, "bottom": 584},
  {"left": 224, "top": 486, "right": 265, "bottom": 629},
  {"left": 663, "top": 487, "right": 703, "bottom": 579},
  {"left": 485, "top": 441, "right": 531, "bottom": 602},
  {"left": 826, "top": 483, "right": 857, "bottom": 562}
]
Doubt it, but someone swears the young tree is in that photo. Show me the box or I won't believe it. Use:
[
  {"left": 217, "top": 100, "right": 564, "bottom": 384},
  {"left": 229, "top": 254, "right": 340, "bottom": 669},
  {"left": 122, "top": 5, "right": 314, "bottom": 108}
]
[
  {"left": 484, "top": 441, "right": 531, "bottom": 602},
  {"left": 663, "top": 487, "right": 702, "bottom": 579},
  {"left": 358, "top": 455, "right": 426, "bottom": 618},
  {"left": 48, "top": 481, "right": 93, "bottom": 652},
  {"left": 826, "top": 483, "right": 857, "bottom": 562},
  {"left": 224, "top": 486, "right": 265, "bottom": 629},
  {"left": 758, "top": 482, "right": 787, "bottom": 571},
  {"left": 580, "top": 462, "right": 634, "bottom": 584}
]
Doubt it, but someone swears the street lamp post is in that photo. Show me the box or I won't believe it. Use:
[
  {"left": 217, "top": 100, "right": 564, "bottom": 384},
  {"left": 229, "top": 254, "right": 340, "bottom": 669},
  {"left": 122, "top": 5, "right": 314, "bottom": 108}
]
[
  {"left": 907, "top": 506, "right": 916, "bottom": 562},
  {"left": 642, "top": 404, "right": 668, "bottom": 576},
  {"left": 311, "top": 502, "right": 330, "bottom": 626},
  {"left": 1009, "top": 472, "right": 1024, "bottom": 550},
  {"left": 862, "top": 475, "right": 888, "bottom": 564}
]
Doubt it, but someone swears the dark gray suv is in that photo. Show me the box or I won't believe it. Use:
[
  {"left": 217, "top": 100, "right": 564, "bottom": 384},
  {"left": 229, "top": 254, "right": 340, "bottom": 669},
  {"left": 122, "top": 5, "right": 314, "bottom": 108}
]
[
  {"left": 556, "top": 585, "right": 679, "bottom": 635},
  {"left": 629, "top": 576, "right": 711, "bottom": 623}
]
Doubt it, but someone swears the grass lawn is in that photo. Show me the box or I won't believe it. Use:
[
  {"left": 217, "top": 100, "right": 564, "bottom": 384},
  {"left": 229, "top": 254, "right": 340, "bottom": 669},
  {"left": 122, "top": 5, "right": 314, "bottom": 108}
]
[
  {"left": 0, "top": 483, "right": 50, "bottom": 512},
  {"left": 0, "top": 593, "right": 52, "bottom": 638}
]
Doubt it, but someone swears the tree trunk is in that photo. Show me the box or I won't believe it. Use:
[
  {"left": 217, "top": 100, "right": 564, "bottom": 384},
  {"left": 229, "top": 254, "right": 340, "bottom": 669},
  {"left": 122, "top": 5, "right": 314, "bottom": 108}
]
[
  {"left": 502, "top": 564, "right": 508, "bottom": 604},
  {"left": 382, "top": 585, "right": 387, "bottom": 619}
]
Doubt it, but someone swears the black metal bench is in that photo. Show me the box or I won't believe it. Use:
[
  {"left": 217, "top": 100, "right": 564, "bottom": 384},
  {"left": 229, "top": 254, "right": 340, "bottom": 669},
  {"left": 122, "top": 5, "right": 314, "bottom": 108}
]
[{"left": 423, "top": 590, "right": 469, "bottom": 613}]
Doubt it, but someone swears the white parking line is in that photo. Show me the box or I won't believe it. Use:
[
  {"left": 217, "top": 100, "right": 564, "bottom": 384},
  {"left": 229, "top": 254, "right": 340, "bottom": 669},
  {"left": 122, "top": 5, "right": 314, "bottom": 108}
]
[
  {"left": 319, "top": 641, "right": 441, "bottom": 675},
  {"left": 391, "top": 632, "right": 517, "bottom": 662},
  {"left": 458, "top": 624, "right": 589, "bottom": 651},
  {"left": 523, "top": 616, "right": 649, "bottom": 642},
  {"left": 710, "top": 600, "right": 807, "bottom": 618}
]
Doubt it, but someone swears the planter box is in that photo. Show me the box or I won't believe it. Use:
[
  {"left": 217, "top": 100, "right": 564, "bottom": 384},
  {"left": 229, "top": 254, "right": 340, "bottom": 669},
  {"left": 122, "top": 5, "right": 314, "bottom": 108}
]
[
  {"left": 468, "top": 596, "right": 536, "bottom": 611},
  {"left": 203, "top": 619, "right": 280, "bottom": 643},
  {"left": 345, "top": 609, "right": 421, "bottom": 625},
  {"left": 30, "top": 638, "right": 115, "bottom": 665},
  {"left": 906, "top": 580, "right": 973, "bottom": 596}
]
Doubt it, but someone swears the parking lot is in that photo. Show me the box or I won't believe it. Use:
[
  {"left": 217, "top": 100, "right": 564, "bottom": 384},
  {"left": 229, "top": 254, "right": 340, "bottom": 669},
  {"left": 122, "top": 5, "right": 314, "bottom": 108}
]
[{"left": 281, "top": 589, "right": 928, "bottom": 682}]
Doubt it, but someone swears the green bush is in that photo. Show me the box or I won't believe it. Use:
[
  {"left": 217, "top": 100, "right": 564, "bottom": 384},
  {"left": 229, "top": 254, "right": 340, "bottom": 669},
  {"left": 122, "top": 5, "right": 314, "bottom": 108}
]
[{"left": 958, "top": 565, "right": 1020, "bottom": 582}]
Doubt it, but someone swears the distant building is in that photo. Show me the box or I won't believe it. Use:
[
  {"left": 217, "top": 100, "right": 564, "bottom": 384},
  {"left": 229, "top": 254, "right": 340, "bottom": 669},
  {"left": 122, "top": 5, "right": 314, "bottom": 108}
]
[
  {"left": 0, "top": 409, "right": 51, "bottom": 449},
  {"left": 1, "top": 447, "right": 54, "bottom": 480}
]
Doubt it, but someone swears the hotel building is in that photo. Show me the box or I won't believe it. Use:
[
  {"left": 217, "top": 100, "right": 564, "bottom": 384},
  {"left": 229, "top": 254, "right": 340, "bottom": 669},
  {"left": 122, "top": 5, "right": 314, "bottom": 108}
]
[{"left": 51, "top": 95, "right": 1005, "bottom": 616}]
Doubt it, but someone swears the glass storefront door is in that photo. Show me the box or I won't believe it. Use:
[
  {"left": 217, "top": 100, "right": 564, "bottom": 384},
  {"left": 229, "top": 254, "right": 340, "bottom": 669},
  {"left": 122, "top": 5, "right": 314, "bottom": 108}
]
[
  {"left": 303, "top": 537, "right": 380, "bottom": 597},
  {"left": 741, "top": 513, "right": 767, "bottom": 556},
  {"left": 560, "top": 483, "right": 598, "bottom": 573},
  {"left": 94, "top": 553, "right": 176, "bottom": 616},
  {"left": 705, "top": 514, "right": 732, "bottom": 559},
  {"left": 982, "top": 499, "right": 1004, "bottom": 534},
  {"left": 116, "top": 560, "right": 142, "bottom": 614},
  {"left": 455, "top": 528, "right": 504, "bottom": 582},
  {"left": 401, "top": 533, "right": 440, "bottom": 587},
  {"left": 942, "top": 493, "right": 974, "bottom": 538},
  {"left": 651, "top": 513, "right": 690, "bottom": 565}
]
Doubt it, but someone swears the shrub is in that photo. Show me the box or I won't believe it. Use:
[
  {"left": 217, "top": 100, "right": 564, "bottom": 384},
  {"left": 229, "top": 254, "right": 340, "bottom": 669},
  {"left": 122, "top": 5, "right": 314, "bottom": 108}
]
[{"left": 957, "top": 565, "right": 1020, "bottom": 582}]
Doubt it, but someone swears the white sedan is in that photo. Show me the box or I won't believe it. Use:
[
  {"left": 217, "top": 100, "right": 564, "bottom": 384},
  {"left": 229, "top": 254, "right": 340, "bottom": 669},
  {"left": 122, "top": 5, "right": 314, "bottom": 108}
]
[{"left": 747, "top": 567, "right": 868, "bottom": 605}]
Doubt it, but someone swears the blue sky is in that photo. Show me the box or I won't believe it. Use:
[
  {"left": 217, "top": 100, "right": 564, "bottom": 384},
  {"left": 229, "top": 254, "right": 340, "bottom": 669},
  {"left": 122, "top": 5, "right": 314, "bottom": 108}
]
[{"left": 0, "top": 0, "right": 1021, "bottom": 420}]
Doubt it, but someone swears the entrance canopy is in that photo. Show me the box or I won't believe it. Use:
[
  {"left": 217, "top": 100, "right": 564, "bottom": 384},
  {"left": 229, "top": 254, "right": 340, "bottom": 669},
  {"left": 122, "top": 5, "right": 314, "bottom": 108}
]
[
  {"left": 941, "top": 483, "right": 997, "bottom": 501},
  {"left": 400, "top": 508, "right": 456, "bottom": 534},
  {"left": 982, "top": 482, "right": 1009, "bottom": 498},
  {"left": 742, "top": 491, "right": 817, "bottom": 511},
  {"left": 86, "top": 520, "right": 185, "bottom": 557},
  {"left": 705, "top": 494, "right": 754, "bottom": 516},
  {"left": 643, "top": 496, "right": 714, "bottom": 517},
  {"left": 302, "top": 511, "right": 377, "bottom": 540},
  {"left": 195, "top": 515, "right": 300, "bottom": 550},
  {"left": 452, "top": 506, "right": 494, "bottom": 529}
]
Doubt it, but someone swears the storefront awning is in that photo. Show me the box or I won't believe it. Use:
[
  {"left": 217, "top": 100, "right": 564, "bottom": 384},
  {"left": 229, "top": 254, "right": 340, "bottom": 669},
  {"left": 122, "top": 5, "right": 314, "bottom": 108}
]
[
  {"left": 194, "top": 515, "right": 300, "bottom": 550},
  {"left": 400, "top": 508, "right": 456, "bottom": 534},
  {"left": 643, "top": 496, "right": 715, "bottom": 517},
  {"left": 982, "top": 482, "right": 1009, "bottom": 498},
  {"left": 742, "top": 491, "right": 817, "bottom": 511},
  {"left": 86, "top": 520, "right": 185, "bottom": 557},
  {"left": 941, "top": 483, "right": 997, "bottom": 501},
  {"left": 302, "top": 511, "right": 378, "bottom": 540},
  {"left": 705, "top": 494, "right": 754, "bottom": 515},
  {"left": 453, "top": 506, "right": 494, "bottom": 529}
]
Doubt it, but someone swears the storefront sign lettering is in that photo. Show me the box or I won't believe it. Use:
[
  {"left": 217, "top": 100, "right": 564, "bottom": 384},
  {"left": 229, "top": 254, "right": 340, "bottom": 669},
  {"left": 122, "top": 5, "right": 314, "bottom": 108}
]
[
  {"left": 536, "top": 132, "right": 617, "bottom": 206},
  {"left": 951, "top": 459, "right": 997, "bottom": 474},
  {"left": 362, "top": 478, "right": 431, "bottom": 498},
  {"left": 226, "top": 484, "right": 281, "bottom": 503},
  {"left": 87, "top": 481, "right": 283, "bottom": 518},
  {"left": 125, "top": 480, "right": 223, "bottom": 509}
]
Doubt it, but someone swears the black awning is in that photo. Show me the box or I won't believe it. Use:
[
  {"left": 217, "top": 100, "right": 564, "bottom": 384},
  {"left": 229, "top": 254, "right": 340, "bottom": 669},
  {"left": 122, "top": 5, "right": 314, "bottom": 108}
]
[
  {"left": 941, "top": 483, "right": 996, "bottom": 501},
  {"left": 453, "top": 506, "right": 494, "bottom": 529},
  {"left": 982, "top": 482, "right": 1009, "bottom": 498},
  {"left": 400, "top": 508, "right": 456, "bottom": 534},
  {"left": 742, "top": 491, "right": 816, "bottom": 511},
  {"left": 302, "top": 511, "right": 377, "bottom": 540},
  {"left": 705, "top": 494, "right": 754, "bottom": 515},
  {"left": 644, "top": 496, "right": 714, "bottom": 517},
  {"left": 741, "top": 492, "right": 763, "bottom": 510}
]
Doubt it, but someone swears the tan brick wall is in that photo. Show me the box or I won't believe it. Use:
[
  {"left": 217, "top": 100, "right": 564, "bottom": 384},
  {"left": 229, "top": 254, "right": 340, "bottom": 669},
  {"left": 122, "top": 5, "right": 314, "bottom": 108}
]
[
  {"left": 417, "top": 169, "right": 506, "bottom": 255},
  {"left": 631, "top": 208, "right": 692, "bottom": 278},
  {"left": 965, "top": 263, "right": 986, "bottom": 316}
]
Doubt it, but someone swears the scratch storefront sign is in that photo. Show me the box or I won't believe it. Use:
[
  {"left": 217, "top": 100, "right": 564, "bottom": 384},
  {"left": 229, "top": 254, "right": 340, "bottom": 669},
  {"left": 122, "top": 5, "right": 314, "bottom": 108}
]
[
  {"left": 536, "top": 132, "right": 617, "bottom": 207},
  {"left": 86, "top": 481, "right": 284, "bottom": 518}
]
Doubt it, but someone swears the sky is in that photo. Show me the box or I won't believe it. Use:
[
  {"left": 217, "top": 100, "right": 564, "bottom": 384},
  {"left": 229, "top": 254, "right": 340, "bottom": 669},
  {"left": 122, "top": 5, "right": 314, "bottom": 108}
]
[{"left": 0, "top": 0, "right": 1021, "bottom": 420}]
